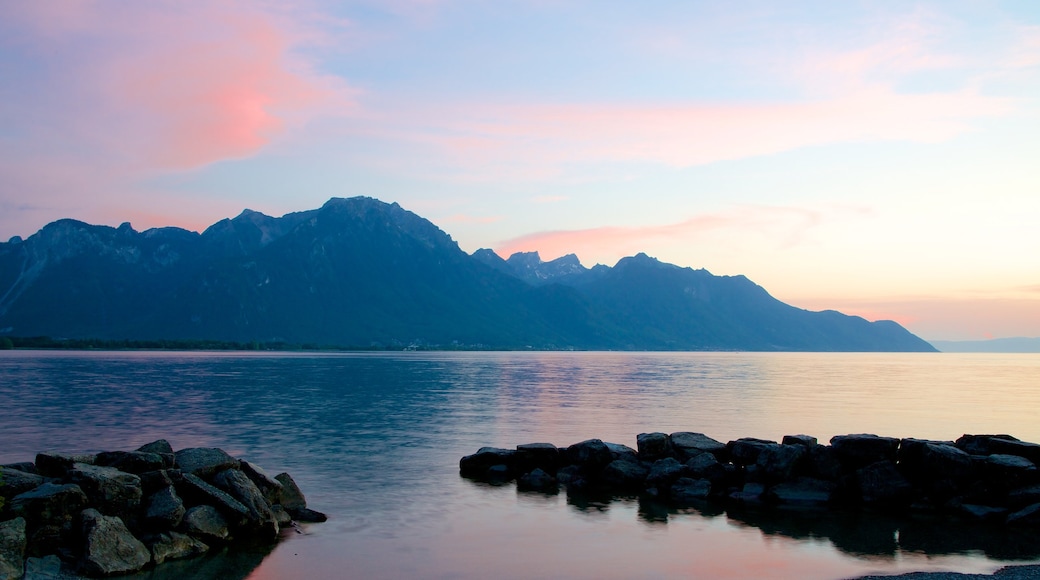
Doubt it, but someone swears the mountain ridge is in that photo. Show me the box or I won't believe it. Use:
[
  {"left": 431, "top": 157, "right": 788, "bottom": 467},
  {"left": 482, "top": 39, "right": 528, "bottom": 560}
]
[{"left": 0, "top": 196, "right": 936, "bottom": 352}]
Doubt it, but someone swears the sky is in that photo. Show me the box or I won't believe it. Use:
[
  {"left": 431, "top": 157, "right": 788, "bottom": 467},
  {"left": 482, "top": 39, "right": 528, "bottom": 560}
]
[{"left": 0, "top": 1, "right": 1038, "bottom": 342}]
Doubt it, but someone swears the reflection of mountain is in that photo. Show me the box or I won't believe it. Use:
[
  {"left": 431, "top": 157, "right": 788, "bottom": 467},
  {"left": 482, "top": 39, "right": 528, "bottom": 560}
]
[{"left": 0, "top": 196, "right": 934, "bottom": 351}]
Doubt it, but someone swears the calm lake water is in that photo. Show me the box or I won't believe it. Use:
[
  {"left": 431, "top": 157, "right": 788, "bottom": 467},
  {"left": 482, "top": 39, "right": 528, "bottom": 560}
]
[{"left": 2, "top": 350, "right": 1040, "bottom": 579}]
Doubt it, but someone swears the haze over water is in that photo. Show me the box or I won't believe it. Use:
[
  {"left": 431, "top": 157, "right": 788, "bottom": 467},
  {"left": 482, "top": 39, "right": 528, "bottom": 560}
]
[{"left": 3, "top": 350, "right": 1040, "bottom": 579}]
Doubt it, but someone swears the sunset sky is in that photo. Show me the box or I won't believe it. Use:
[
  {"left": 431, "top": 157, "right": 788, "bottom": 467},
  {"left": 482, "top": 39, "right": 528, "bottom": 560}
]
[{"left": 1, "top": 1, "right": 1038, "bottom": 341}]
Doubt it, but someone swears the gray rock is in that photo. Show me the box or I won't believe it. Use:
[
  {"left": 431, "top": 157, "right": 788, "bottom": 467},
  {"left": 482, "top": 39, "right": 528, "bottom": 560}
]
[
  {"left": 181, "top": 505, "right": 230, "bottom": 543},
  {"left": 174, "top": 448, "right": 240, "bottom": 478},
  {"left": 670, "top": 432, "right": 727, "bottom": 461},
  {"left": 274, "top": 473, "right": 307, "bottom": 511},
  {"left": 756, "top": 443, "right": 806, "bottom": 483},
  {"left": 603, "top": 442, "right": 639, "bottom": 463},
  {"left": 565, "top": 439, "right": 613, "bottom": 471},
  {"left": 515, "top": 443, "right": 560, "bottom": 474},
  {"left": 782, "top": 434, "right": 818, "bottom": 447},
  {"left": 600, "top": 459, "right": 649, "bottom": 491},
  {"left": 10, "top": 482, "right": 89, "bottom": 529},
  {"left": 670, "top": 478, "right": 712, "bottom": 502},
  {"left": 137, "top": 440, "right": 174, "bottom": 455},
  {"left": 0, "top": 517, "right": 26, "bottom": 580},
  {"left": 899, "top": 439, "right": 974, "bottom": 484},
  {"left": 856, "top": 461, "right": 913, "bottom": 505},
  {"left": 517, "top": 468, "right": 556, "bottom": 492},
  {"left": 67, "top": 463, "right": 143, "bottom": 523},
  {"left": 144, "top": 486, "right": 186, "bottom": 530},
  {"left": 459, "top": 447, "right": 516, "bottom": 478},
  {"left": 78, "top": 508, "right": 150, "bottom": 576},
  {"left": 830, "top": 434, "right": 900, "bottom": 468},
  {"left": 94, "top": 451, "right": 166, "bottom": 474},
  {"left": 1007, "top": 502, "right": 1040, "bottom": 526},
  {"left": 636, "top": 432, "right": 671, "bottom": 461},
  {"left": 148, "top": 531, "right": 208, "bottom": 565},
  {"left": 555, "top": 465, "right": 583, "bottom": 486},
  {"left": 0, "top": 466, "right": 45, "bottom": 496},
  {"left": 212, "top": 469, "right": 277, "bottom": 538},
  {"left": 175, "top": 473, "right": 250, "bottom": 525},
  {"left": 727, "top": 438, "right": 777, "bottom": 466},
  {"left": 769, "top": 477, "right": 835, "bottom": 507},
  {"left": 271, "top": 505, "right": 292, "bottom": 527},
  {"left": 239, "top": 461, "right": 284, "bottom": 506}
]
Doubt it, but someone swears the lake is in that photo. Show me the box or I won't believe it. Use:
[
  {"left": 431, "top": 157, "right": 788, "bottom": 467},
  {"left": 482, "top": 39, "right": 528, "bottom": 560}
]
[{"left": 2, "top": 350, "right": 1040, "bottom": 579}]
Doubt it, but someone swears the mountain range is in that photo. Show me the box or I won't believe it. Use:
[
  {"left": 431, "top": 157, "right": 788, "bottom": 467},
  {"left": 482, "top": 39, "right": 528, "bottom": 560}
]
[{"left": 0, "top": 197, "right": 935, "bottom": 351}]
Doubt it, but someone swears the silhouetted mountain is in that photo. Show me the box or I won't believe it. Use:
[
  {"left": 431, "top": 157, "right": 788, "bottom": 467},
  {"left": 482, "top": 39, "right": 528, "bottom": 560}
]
[
  {"left": 930, "top": 337, "right": 1040, "bottom": 353},
  {"left": 0, "top": 197, "right": 935, "bottom": 351}
]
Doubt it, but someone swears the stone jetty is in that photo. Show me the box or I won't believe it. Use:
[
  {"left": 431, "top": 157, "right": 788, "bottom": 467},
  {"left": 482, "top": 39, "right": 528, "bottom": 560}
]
[
  {"left": 461, "top": 432, "right": 1040, "bottom": 526},
  {"left": 0, "top": 440, "right": 326, "bottom": 579}
]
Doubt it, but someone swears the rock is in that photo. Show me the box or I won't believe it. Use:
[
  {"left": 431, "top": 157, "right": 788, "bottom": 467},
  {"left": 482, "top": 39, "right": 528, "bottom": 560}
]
[
  {"left": 459, "top": 447, "right": 516, "bottom": 479},
  {"left": 0, "top": 517, "right": 26, "bottom": 580},
  {"left": 645, "top": 458, "right": 684, "bottom": 490},
  {"left": 1007, "top": 502, "right": 1040, "bottom": 526},
  {"left": 729, "top": 482, "right": 766, "bottom": 504},
  {"left": 10, "top": 482, "right": 89, "bottom": 531},
  {"left": 755, "top": 443, "right": 806, "bottom": 483},
  {"left": 148, "top": 531, "right": 208, "bottom": 565},
  {"left": 898, "top": 439, "right": 975, "bottom": 499},
  {"left": 137, "top": 439, "right": 174, "bottom": 455},
  {"left": 555, "top": 465, "right": 583, "bottom": 486},
  {"left": 670, "top": 478, "right": 712, "bottom": 502},
  {"left": 144, "top": 486, "right": 186, "bottom": 530},
  {"left": 175, "top": 473, "right": 250, "bottom": 526},
  {"left": 515, "top": 443, "right": 560, "bottom": 475},
  {"left": 984, "top": 438, "right": 1040, "bottom": 465},
  {"left": 982, "top": 454, "right": 1038, "bottom": 492},
  {"left": 67, "top": 463, "right": 143, "bottom": 523},
  {"left": 782, "top": 434, "right": 818, "bottom": 447},
  {"left": 35, "top": 453, "right": 94, "bottom": 478},
  {"left": 768, "top": 477, "right": 835, "bottom": 507},
  {"left": 636, "top": 432, "right": 671, "bottom": 461},
  {"left": 485, "top": 464, "right": 513, "bottom": 482},
  {"left": 957, "top": 503, "right": 1008, "bottom": 522},
  {"left": 289, "top": 507, "right": 329, "bottom": 523},
  {"left": 0, "top": 462, "right": 37, "bottom": 475},
  {"left": 23, "top": 554, "right": 66, "bottom": 578},
  {"left": 181, "top": 505, "right": 230, "bottom": 543},
  {"left": 95, "top": 451, "right": 166, "bottom": 474},
  {"left": 271, "top": 505, "right": 292, "bottom": 527},
  {"left": 0, "top": 467, "right": 45, "bottom": 497},
  {"left": 604, "top": 442, "right": 640, "bottom": 463},
  {"left": 139, "top": 469, "right": 175, "bottom": 495},
  {"left": 727, "top": 438, "right": 776, "bottom": 466},
  {"left": 685, "top": 453, "right": 727, "bottom": 484},
  {"left": 600, "top": 460, "right": 650, "bottom": 491},
  {"left": 830, "top": 434, "right": 900, "bottom": 468},
  {"left": 174, "top": 448, "right": 240, "bottom": 478},
  {"left": 78, "top": 508, "right": 150, "bottom": 576},
  {"left": 670, "top": 432, "right": 727, "bottom": 461},
  {"left": 955, "top": 434, "right": 1020, "bottom": 456},
  {"left": 856, "top": 461, "right": 913, "bottom": 506},
  {"left": 517, "top": 468, "right": 556, "bottom": 492},
  {"left": 240, "top": 461, "right": 284, "bottom": 506},
  {"left": 1008, "top": 484, "right": 1040, "bottom": 508},
  {"left": 565, "top": 439, "right": 613, "bottom": 472},
  {"left": 213, "top": 469, "right": 277, "bottom": 538},
  {"left": 274, "top": 473, "right": 307, "bottom": 511}
]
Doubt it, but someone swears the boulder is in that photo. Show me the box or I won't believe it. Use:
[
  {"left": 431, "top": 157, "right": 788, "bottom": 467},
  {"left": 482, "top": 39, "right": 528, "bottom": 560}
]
[
  {"left": 0, "top": 462, "right": 36, "bottom": 475},
  {"left": 10, "top": 482, "right": 89, "bottom": 530},
  {"left": 35, "top": 452, "right": 94, "bottom": 478},
  {"left": 956, "top": 503, "right": 1008, "bottom": 522},
  {"left": 898, "top": 439, "right": 975, "bottom": 499},
  {"left": 670, "top": 432, "right": 727, "bottom": 461},
  {"left": 555, "top": 465, "right": 583, "bottom": 486},
  {"left": 805, "top": 444, "right": 843, "bottom": 482},
  {"left": 148, "top": 531, "right": 208, "bottom": 565},
  {"left": 95, "top": 451, "right": 166, "bottom": 474},
  {"left": 565, "top": 439, "right": 613, "bottom": 472},
  {"left": 0, "top": 467, "right": 45, "bottom": 497},
  {"left": 68, "top": 463, "right": 143, "bottom": 523},
  {"left": 636, "top": 432, "right": 671, "bottom": 461},
  {"left": 23, "top": 555, "right": 64, "bottom": 578},
  {"left": 274, "top": 473, "right": 307, "bottom": 511},
  {"left": 830, "top": 434, "right": 900, "bottom": 468},
  {"left": 78, "top": 508, "right": 150, "bottom": 576},
  {"left": 515, "top": 443, "right": 560, "bottom": 475},
  {"left": 290, "top": 507, "right": 329, "bottom": 523},
  {"left": 955, "top": 434, "right": 1019, "bottom": 456},
  {"left": 175, "top": 473, "right": 250, "bottom": 526},
  {"left": 600, "top": 460, "right": 650, "bottom": 491},
  {"left": 517, "top": 468, "right": 556, "bottom": 492},
  {"left": 981, "top": 454, "right": 1038, "bottom": 493},
  {"left": 755, "top": 443, "right": 806, "bottom": 483},
  {"left": 727, "top": 438, "right": 776, "bottom": 466},
  {"left": 856, "top": 461, "right": 913, "bottom": 506},
  {"left": 213, "top": 469, "right": 277, "bottom": 538},
  {"left": 604, "top": 442, "right": 640, "bottom": 463},
  {"left": 984, "top": 438, "right": 1040, "bottom": 465},
  {"left": 670, "top": 478, "right": 712, "bottom": 503},
  {"left": 1007, "top": 502, "right": 1040, "bottom": 526},
  {"left": 1007, "top": 484, "right": 1040, "bottom": 509},
  {"left": 0, "top": 517, "right": 26, "bottom": 580},
  {"left": 645, "top": 458, "right": 684, "bottom": 490},
  {"left": 139, "top": 469, "right": 175, "bottom": 495},
  {"left": 144, "top": 486, "right": 186, "bottom": 530},
  {"left": 459, "top": 447, "right": 516, "bottom": 479},
  {"left": 729, "top": 482, "right": 766, "bottom": 504},
  {"left": 240, "top": 461, "right": 284, "bottom": 506},
  {"left": 174, "top": 448, "right": 240, "bottom": 478},
  {"left": 137, "top": 439, "right": 174, "bottom": 455},
  {"left": 768, "top": 477, "right": 835, "bottom": 507},
  {"left": 782, "top": 434, "right": 818, "bottom": 448},
  {"left": 181, "top": 505, "right": 230, "bottom": 543}
]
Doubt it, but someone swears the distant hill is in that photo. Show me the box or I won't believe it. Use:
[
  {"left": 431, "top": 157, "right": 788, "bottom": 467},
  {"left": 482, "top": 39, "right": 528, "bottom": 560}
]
[
  {"left": 0, "top": 196, "right": 936, "bottom": 351},
  {"left": 930, "top": 337, "right": 1040, "bottom": 353}
]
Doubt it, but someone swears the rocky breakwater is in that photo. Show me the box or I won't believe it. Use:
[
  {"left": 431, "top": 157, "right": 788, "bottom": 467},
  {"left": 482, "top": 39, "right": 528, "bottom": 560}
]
[
  {"left": 0, "top": 440, "right": 326, "bottom": 579},
  {"left": 461, "top": 432, "right": 1040, "bottom": 525}
]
